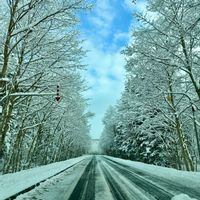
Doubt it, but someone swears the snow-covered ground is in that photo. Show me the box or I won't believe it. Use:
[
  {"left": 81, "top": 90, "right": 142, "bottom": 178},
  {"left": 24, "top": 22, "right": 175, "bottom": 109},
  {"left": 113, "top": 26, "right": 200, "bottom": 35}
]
[
  {"left": 0, "top": 155, "right": 200, "bottom": 200},
  {"left": 105, "top": 156, "right": 200, "bottom": 189},
  {"left": 104, "top": 156, "right": 200, "bottom": 199},
  {"left": 0, "top": 156, "right": 90, "bottom": 200},
  {"left": 172, "top": 194, "right": 198, "bottom": 200},
  {"left": 16, "top": 158, "right": 92, "bottom": 200}
]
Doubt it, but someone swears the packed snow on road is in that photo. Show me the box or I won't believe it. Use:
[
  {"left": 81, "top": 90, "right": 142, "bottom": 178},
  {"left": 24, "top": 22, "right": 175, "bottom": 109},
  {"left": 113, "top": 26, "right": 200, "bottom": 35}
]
[{"left": 0, "top": 155, "right": 200, "bottom": 200}]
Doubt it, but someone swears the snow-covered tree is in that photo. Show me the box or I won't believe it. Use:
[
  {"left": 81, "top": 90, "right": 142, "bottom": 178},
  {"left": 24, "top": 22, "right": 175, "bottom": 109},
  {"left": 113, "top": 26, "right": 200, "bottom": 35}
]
[
  {"left": 0, "top": 0, "right": 92, "bottom": 174},
  {"left": 100, "top": 106, "right": 118, "bottom": 155},
  {"left": 100, "top": 0, "right": 200, "bottom": 171}
]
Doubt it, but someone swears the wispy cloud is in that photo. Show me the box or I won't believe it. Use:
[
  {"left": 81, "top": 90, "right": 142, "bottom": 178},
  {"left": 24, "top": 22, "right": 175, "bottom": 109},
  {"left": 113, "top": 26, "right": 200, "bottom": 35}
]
[
  {"left": 79, "top": 0, "right": 135, "bottom": 138},
  {"left": 84, "top": 40, "right": 125, "bottom": 93},
  {"left": 89, "top": 0, "right": 116, "bottom": 37},
  {"left": 123, "top": 0, "right": 158, "bottom": 21},
  {"left": 114, "top": 32, "right": 129, "bottom": 43},
  {"left": 83, "top": 40, "right": 125, "bottom": 138},
  {"left": 123, "top": 0, "right": 147, "bottom": 12}
]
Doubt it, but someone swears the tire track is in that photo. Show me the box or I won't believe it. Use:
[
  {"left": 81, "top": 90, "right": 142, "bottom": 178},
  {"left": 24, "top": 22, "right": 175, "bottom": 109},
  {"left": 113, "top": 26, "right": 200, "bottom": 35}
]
[
  {"left": 104, "top": 157, "right": 200, "bottom": 199},
  {"left": 103, "top": 158, "right": 173, "bottom": 200},
  {"left": 68, "top": 156, "right": 96, "bottom": 200},
  {"left": 100, "top": 162, "right": 129, "bottom": 200}
]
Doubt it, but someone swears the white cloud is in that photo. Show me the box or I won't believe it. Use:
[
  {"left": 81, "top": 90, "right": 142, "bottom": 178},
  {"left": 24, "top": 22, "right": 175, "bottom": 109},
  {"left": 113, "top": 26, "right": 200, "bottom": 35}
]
[
  {"left": 123, "top": 0, "right": 158, "bottom": 21},
  {"left": 84, "top": 40, "right": 125, "bottom": 88},
  {"left": 114, "top": 32, "right": 129, "bottom": 42},
  {"left": 123, "top": 0, "right": 136, "bottom": 11},
  {"left": 89, "top": 0, "right": 116, "bottom": 37},
  {"left": 123, "top": 0, "right": 147, "bottom": 12},
  {"left": 83, "top": 40, "right": 125, "bottom": 139},
  {"left": 79, "top": 0, "right": 134, "bottom": 139}
]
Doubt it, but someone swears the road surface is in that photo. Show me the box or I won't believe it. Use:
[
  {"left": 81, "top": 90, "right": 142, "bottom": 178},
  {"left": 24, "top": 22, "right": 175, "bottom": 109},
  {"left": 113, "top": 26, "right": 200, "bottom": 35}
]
[{"left": 15, "top": 155, "right": 200, "bottom": 200}]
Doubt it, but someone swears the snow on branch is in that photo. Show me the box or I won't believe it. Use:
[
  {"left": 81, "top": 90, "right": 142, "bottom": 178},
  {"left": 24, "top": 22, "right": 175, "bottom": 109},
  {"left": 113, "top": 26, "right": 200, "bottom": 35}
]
[
  {"left": 11, "top": 2, "right": 81, "bottom": 37},
  {"left": 0, "top": 78, "right": 10, "bottom": 82},
  {"left": 0, "top": 92, "right": 55, "bottom": 103},
  {"left": 22, "top": 123, "right": 42, "bottom": 131}
]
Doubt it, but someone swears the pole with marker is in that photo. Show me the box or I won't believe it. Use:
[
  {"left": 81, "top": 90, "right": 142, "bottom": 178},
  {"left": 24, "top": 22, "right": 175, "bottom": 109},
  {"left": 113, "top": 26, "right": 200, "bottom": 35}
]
[{"left": 55, "top": 84, "right": 61, "bottom": 102}]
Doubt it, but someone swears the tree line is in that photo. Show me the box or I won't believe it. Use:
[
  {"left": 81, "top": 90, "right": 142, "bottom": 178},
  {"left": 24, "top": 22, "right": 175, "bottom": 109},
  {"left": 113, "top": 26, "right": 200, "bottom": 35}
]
[
  {"left": 100, "top": 0, "right": 200, "bottom": 171},
  {"left": 0, "top": 0, "right": 92, "bottom": 174}
]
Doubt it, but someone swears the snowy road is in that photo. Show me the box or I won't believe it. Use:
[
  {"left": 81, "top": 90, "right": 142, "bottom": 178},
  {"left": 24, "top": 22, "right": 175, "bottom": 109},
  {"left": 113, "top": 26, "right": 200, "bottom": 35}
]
[
  {"left": 101, "top": 157, "right": 200, "bottom": 200},
  {"left": 2, "top": 155, "right": 200, "bottom": 200},
  {"left": 68, "top": 157, "right": 96, "bottom": 200},
  {"left": 101, "top": 157, "right": 173, "bottom": 200}
]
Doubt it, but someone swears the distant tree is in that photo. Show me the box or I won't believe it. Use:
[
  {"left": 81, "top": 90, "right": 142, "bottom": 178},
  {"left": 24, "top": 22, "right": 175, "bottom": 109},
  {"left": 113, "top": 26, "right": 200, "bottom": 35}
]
[{"left": 100, "top": 106, "right": 118, "bottom": 155}]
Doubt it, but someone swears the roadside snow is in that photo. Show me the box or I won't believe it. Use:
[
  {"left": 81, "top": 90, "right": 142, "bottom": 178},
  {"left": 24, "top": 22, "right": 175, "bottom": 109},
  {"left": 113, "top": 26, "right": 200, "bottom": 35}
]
[
  {"left": 104, "top": 156, "right": 200, "bottom": 190},
  {"left": 16, "top": 159, "right": 91, "bottom": 200},
  {"left": 172, "top": 194, "right": 197, "bottom": 200},
  {"left": 0, "top": 156, "right": 91, "bottom": 200}
]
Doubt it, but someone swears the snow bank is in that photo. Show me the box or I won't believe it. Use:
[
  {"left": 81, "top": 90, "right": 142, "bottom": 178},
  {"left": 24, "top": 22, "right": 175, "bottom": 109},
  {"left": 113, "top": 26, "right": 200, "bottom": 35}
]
[
  {"left": 0, "top": 156, "right": 90, "bottom": 199},
  {"left": 104, "top": 156, "right": 200, "bottom": 189},
  {"left": 172, "top": 194, "right": 197, "bottom": 200}
]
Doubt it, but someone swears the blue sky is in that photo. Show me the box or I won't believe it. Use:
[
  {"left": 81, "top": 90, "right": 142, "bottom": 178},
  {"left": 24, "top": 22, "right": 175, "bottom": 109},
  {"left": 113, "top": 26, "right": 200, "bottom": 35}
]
[{"left": 79, "top": 0, "right": 147, "bottom": 139}]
